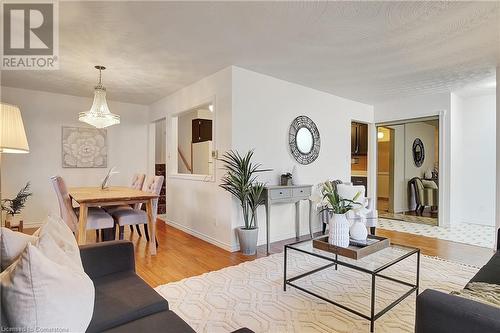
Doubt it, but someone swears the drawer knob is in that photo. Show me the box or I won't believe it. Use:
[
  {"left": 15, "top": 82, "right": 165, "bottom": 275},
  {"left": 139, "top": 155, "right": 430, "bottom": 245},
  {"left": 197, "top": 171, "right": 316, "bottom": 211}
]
[{"left": 279, "top": 191, "right": 283, "bottom": 194}]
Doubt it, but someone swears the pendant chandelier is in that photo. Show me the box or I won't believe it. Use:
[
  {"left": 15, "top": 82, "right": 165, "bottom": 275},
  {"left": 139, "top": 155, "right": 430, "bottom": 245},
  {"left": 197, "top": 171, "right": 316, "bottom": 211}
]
[{"left": 79, "top": 65, "right": 120, "bottom": 128}]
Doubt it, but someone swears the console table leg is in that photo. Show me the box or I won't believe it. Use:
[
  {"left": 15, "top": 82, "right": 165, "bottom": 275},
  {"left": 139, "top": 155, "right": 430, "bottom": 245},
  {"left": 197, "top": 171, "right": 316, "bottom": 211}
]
[
  {"left": 295, "top": 201, "right": 300, "bottom": 240},
  {"left": 308, "top": 199, "right": 314, "bottom": 238},
  {"left": 265, "top": 202, "right": 270, "bottom": 255}
]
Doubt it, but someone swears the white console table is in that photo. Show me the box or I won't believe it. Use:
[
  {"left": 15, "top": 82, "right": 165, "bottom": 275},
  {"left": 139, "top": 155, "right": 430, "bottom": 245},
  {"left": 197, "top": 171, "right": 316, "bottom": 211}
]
[{"left": 263, "top": 184, "right": 314, "bottom": 254}]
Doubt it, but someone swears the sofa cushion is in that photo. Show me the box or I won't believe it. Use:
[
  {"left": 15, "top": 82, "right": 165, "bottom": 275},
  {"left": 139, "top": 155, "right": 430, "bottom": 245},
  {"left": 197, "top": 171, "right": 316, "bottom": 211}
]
[
  {"left": 34, "top": 215, "right": 84, "bottom": 271},
  {"left": 87, "top": 271, "right": 168, "bottom": 332},
  {"left": 1, "top": 240, "right": 94, "bottom": 332},
  {"left": 0, "top": 227, "right": 37, "bottom": 270},
  {"left": 102, "top": 310, "right": 195, "bottom": 333},
  {"left": 470, "top": 253, "right": 500, "bottom": 285}
]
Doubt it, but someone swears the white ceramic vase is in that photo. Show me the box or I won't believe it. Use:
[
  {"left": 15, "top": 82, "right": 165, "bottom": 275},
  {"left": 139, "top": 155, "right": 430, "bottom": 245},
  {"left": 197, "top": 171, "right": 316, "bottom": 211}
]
[
  {"left": 328, "top": 213, "right": 350, "bottom": 248},
  {"left": 350, "top": 219, "right": 368, "bottom": 241}
]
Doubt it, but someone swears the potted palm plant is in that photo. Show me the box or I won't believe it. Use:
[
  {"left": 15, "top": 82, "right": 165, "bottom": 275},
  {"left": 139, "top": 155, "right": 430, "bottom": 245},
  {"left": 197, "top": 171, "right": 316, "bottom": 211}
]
[
  {"left": 2, "top": 182, "right": 32, "bottom": 230},
  {"left": 219, "top": 150, "right": 268, "bottom": 255},
  {"left": 320, "top": 181, "right": 360, "bottom": 247}
]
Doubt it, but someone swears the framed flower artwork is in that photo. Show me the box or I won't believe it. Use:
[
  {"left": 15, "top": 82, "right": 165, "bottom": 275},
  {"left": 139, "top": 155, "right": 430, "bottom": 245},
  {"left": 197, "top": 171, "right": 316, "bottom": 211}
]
[{"left": 62, "top": 126, "right": 107, "bottom": 168}]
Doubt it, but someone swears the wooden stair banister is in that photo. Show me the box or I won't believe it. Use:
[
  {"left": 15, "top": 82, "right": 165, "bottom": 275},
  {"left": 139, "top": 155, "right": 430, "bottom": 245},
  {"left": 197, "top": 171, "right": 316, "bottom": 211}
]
[{"left": 178, "top": 148, "right": 192, "bottom": 173}]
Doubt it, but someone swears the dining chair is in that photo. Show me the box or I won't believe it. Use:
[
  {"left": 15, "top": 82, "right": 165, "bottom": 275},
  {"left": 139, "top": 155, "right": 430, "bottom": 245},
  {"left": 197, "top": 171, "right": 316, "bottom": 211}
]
[
  {"left": 50, "top": 176, "right": 115, "bottom": 241},
  {"left": 111, "top": 175, "right": 164, "bottom": 243},
  {"left": 105, "top": 173, "right": 146, "bottom": 236}
]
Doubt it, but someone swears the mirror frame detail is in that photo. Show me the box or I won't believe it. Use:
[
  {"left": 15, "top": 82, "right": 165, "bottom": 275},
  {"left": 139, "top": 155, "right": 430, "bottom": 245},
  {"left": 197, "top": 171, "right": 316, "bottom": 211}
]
[{"left": 288, "top": 115, "right": 321, "bottom": 165}]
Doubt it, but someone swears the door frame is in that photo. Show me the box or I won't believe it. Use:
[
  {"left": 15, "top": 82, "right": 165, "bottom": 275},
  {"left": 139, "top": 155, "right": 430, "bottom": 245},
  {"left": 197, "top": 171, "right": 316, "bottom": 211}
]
[
  {"left": 350, "top": 119, "right": 375, "bottom": 201},
  {"left": 375, "top": 114, "right": 444, "bottom": 226}
]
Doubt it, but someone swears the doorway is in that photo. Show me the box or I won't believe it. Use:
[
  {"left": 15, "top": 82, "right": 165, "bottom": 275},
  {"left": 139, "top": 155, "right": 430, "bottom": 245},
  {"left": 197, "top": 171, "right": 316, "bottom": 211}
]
[
  {"left": 153, "top": 118, "right": 167, "bottom": 217},
  {"left": 376, "top": 118, "right": 439, "bottom": 226},
  {"left": 351, "top": 121, "right": 369, "bottom": 191}
]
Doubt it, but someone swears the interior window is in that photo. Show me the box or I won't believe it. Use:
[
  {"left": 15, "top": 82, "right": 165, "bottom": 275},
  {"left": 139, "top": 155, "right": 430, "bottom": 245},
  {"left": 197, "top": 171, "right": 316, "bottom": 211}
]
[{"left": 173, "top": 102, "right": 214, "bottom": 177}]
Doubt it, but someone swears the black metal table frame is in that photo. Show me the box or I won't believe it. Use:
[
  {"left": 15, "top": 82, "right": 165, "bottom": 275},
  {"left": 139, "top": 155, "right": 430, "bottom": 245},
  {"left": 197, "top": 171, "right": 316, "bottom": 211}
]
[{"left": 284, "top": 239, "right": 420, "bottom": 332}]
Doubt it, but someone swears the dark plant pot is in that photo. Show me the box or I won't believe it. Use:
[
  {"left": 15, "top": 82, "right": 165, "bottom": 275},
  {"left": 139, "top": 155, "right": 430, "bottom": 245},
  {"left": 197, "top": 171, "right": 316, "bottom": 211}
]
[{"left": 236, "top": 227, "right": 259, "bottom": 255}]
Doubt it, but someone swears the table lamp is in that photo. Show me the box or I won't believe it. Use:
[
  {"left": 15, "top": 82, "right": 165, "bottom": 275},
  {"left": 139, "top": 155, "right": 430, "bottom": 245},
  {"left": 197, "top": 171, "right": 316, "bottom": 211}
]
[{"left": 1, "top": 103, "right": 30, "bottom": 226}]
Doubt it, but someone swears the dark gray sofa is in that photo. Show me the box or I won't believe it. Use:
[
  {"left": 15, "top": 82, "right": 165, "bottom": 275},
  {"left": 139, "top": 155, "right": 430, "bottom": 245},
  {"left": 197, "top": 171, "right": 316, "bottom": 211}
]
[
  {"left": 81, "top": 241, "right": 253, "bottom": 333},
  {"left": 415, "top": 229, "right": 500, "bottom": 333}
]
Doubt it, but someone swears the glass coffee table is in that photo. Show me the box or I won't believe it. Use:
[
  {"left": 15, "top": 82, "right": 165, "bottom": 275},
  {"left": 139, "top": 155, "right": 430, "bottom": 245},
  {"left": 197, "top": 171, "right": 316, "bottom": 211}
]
[{"left": 284, "top": 238, "right": 420, "bottom": 332}]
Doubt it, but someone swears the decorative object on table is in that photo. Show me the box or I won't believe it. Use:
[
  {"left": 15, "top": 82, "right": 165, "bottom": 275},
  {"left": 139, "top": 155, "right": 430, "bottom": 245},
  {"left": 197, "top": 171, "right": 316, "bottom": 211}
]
[
  {"left": 101, "top": 167, "right": 119, "bottom": 189},
  {"left": 312, "top": 234, "right": 390, "bottom": 260},
  {"left": 412, "top": 138, "right": 425, "bottom": 167},
  {"left": 280, "top": 173, "right": 293, "bottom": 186},
  {"left": 2, "top": 182, "right": 32, "bottom": 232},
  {"left": 62, "top": 126, "right": 107, "bottom": 168},
  {"left": 320, "top": 181, "right": 361, "bottom": 248},
  {"left": 0, "top": 103, "right": 30, "bottom": 227},
  {"left": 288, "top": 115, "right": 320, "bottom": 165},
  {"left": 219, "top": 150, "right": 269, "bottom": 255},
  {"left": 336, "top": 182, "right": 378, "bottom": 236},
  {"left": 79, "top": 65, "right": 120, "bottom": 128},
  {"left": 350, "top": 219, "right": 368, "bottom": 241}
]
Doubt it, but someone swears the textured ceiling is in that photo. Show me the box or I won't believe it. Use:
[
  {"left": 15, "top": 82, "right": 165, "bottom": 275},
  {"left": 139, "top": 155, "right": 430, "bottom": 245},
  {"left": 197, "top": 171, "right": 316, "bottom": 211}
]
[{"left": 1, "top": 1, "right": 499, "bottom": 105}]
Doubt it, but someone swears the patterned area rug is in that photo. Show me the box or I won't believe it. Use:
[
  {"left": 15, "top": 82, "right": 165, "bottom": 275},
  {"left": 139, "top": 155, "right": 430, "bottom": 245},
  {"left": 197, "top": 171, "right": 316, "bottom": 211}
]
[
  {"left": 378, "top": 218, "right": 495, "bottom": 249},
  {"left": 378, "top": 212, "right": 437, "bottom": 226},
  {"left": 156, "top": 251, "right": 478, "bottom": 333}
]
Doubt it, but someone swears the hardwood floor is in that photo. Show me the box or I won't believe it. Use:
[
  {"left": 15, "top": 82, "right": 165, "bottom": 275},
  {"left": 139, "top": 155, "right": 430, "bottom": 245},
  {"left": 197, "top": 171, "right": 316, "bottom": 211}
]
[{"left": 26, "top": 220, "right": 495, "bottom": 287}]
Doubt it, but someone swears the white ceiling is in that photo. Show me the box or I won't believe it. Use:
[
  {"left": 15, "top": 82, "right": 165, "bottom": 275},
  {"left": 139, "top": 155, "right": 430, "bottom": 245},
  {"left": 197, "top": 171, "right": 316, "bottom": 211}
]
[{"left": 1, "top": 1, "right": 499, "bottom": 105}]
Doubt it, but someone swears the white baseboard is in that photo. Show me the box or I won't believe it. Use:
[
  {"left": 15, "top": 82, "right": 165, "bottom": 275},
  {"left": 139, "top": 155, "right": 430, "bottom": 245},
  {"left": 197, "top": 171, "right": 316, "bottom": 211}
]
[
  {"left": 165, "top": 219, "right": 324, "bottom": 254},
  {"left": 454, "top": 217, "right": 495, "bottom": 227},
  {"left": 256, "top": 226, "right": 323, "bottom": 247},
  {"left": 164, "top": 219, "right": 234, "bottom": 252}
]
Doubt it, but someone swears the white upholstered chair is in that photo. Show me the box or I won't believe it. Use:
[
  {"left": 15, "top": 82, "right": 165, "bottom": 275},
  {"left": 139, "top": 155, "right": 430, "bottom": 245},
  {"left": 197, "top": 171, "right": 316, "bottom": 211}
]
[
  {"left": 111, "top": 175, "right": 164, "bottom": 242},
  {"left": 51, "top": 176, "right": 114, "bottom": 241},
  {"left": 336, "top": 183, "right": 378, "bottom": 234}
]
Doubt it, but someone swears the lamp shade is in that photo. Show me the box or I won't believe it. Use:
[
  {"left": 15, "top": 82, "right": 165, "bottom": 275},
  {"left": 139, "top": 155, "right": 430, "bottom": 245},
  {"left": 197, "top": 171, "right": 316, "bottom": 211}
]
[{"left": 0, "top": 103, "right": 29, "bottom": 153}]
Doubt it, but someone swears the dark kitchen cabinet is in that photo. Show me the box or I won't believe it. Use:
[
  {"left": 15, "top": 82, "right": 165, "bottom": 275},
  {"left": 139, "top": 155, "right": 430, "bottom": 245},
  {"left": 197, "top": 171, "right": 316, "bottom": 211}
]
[
  {"left": 351, "top": 122, "right": 368, "bottom": 155},
  {"left": 192, "top": 119, "right": 212, "bottom": 143}
]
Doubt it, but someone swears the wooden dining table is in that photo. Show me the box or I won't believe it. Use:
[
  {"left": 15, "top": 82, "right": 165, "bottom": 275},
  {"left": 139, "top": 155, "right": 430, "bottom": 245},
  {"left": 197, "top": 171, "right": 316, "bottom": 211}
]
[{"left": 68, "top": 186, "right": 159, "bottom": 255}]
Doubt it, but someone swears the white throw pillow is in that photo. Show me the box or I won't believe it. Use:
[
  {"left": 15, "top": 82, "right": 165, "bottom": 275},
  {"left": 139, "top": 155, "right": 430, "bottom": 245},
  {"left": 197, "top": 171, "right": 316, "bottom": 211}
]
[
  {"left": 0, "top": 237, "right": 94, "bottom": 332},
  {"left": 34, "top": 215, "right": 83, "bottom": 270},
  {"left": 0, "top": 227, "right": 37, "bottom": 270}
]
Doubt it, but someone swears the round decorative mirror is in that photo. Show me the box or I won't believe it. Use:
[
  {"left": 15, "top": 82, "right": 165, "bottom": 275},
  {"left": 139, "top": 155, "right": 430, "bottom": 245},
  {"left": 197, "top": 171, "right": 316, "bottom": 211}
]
[
  {"left": 296, "top": 127, "right": 313, "bottom": 154},
  {"left": 412, "top": 138, "right": 425, "bottom": 167},
  {"left": 289, "top": 116, "right": 320, "bottom": 164}
]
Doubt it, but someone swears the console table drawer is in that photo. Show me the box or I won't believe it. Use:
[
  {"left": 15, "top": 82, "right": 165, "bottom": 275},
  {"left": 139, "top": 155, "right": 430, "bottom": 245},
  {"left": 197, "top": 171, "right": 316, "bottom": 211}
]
[
  {"left": 293, "top": 187, "right": 311, "bottom": 197},
  {"left": 269, "top": 188, "right": 292, "bottom": 200}
]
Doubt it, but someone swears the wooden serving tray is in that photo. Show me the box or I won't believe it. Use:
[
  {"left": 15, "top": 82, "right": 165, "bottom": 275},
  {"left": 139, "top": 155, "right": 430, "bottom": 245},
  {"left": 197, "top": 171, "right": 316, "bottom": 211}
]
[{"left": 312, "top": 235, "right": 390, "bottom": 260}]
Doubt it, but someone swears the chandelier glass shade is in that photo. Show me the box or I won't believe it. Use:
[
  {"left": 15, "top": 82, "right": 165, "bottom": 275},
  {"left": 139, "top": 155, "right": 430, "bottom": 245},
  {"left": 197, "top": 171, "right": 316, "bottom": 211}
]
[{"left": 79, "top": 66, "right": 120, "bottom": 128}]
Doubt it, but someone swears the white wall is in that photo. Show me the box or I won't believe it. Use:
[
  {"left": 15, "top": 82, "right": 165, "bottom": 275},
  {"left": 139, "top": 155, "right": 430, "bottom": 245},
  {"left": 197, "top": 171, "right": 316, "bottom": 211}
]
[
  {"left": 374, "top": 93, "right": 451, "bottom": 226},
  {"left": 232, "top": 67, "right": 374, "bottom": 247},
  {"left": 177, "top": 109, "right": 197, "bottom": 174},
  {"left": 388, "top": 125, "right": 406, "bottom": 212},
  {"left": 148, "top": 67, "right": 234, "bottom": 251},
  {"left": 451, "top": 93, "right": 496, "bottom": 226},
  {"left": 0, "top": 86, "right": 149, "bottom": 226},
  {"left": 155, "top": 119, "right": 166, "bottom": 164}
]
